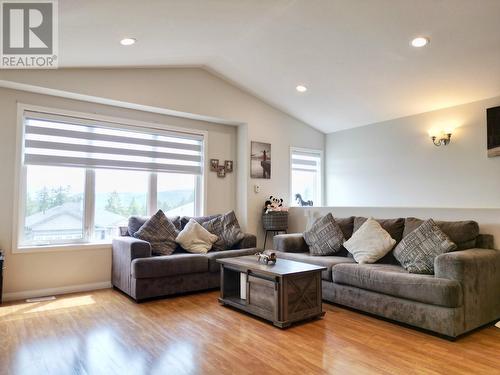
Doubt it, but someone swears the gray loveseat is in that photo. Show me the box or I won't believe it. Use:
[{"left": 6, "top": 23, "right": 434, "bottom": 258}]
[
  {"left": 112, "top": 215, "right": 257, "bottom": 301},
  {"left": 273, "top": 216, "right": 500, "bottom": 338}
]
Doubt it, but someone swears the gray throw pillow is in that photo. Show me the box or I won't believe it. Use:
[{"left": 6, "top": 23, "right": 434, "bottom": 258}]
[
  {"left": 394, "top": 219, "right": 457, "bottom": 274},
  {"left": 134, "top": 210, "right": 179, "bottom": 256},
  {"left": 128, "top": 215, "right": 181, "bottom": 236},
  {"left": 202, "top": 211, "right": 245, "bottom": 250},
  {"left": 304, "top": 213, "right": 345, "bottom": 256},
  {"left": 127, "top": 216, "right": 148, "bottom": 236}
]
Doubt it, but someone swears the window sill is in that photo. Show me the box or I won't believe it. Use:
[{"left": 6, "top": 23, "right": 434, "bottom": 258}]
[{"left": 13, "top": 242, "right": 112, "bottom": 254}]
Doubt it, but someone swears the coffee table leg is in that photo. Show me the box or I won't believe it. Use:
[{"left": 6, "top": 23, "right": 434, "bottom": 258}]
[{"left": 273, "top": 321, "right": 291, "bottom": 329}]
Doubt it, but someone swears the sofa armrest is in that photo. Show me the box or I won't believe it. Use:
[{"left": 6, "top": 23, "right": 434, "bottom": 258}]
[
  {"left": 435, "top": 248, "right": 500, "bottom": 332},
  {"left": 113, "top": 236, "right": 151, "bottom": 260},
  {"left": 273, "top": 233, "right": 309, "bottom": 253},
  {"left": 476, "top": 234, "right": 494, "bottom": 249},
  {"left": 112, "top": 237, "right": 151, "bottom": 295},
  {"left": 233, "top": 233, "right": 257, "bottom": 249}
]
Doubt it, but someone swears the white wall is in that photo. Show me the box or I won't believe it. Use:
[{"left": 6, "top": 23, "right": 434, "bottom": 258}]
[
  {"left": 326, "top": 95, "right": 500, "bottom": 208},
  {"left": 0, "top": 68, "right": 324, "bottom": 298}
]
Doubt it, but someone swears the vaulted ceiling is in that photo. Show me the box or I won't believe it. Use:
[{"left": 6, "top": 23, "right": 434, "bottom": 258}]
[{"left": 56, "top": 0, "right": 500, "bottom": 133}]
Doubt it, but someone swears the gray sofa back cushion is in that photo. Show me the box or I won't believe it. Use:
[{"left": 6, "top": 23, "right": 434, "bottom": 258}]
[
  {"left": 403, "top": 217, "right": 479, "bottom": 250},
  {"left": 353, "top": 217, "right": 405, "bottom": 242},
  {"left": 335, "top": 216, "right": 355, "bottom": 239},
  {"left": 180, "top": 214, "right": 220, "bottom": 229}
]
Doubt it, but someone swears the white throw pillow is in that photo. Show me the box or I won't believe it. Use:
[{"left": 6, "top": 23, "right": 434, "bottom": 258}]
[
  {"left": 343, "top": 218, "right": 396, "bottom": 264},
  {"left": 176, "top": 219, "right": 219, "bottom": 254}
]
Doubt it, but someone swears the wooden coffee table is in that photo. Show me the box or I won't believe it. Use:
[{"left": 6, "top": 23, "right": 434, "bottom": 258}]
[{"left": 217, "top": 255, "right": 326, "bottom": 328}]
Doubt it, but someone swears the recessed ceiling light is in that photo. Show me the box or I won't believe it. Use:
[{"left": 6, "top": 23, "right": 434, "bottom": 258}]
[
  {"left": 411, "top": 37, "right": 429, "bottom": 48},
  {"left": 120, "top": 38, "right": 136, "bottom": 46},
  {"left": 296, "top": 85, "right": 307, "bottom": 93}
]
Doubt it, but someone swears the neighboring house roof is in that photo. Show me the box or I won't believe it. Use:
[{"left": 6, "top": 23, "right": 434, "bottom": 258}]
[{"left": 25, "top": 202, "right": 127, "bottom": 230}]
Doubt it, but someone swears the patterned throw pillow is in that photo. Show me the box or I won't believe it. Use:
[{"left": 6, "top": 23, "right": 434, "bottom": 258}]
[
  {"left": 128, "top": 215, "right": 181, "bottom": 236},
  {"left": 202, "top": 211, "right": 245, "bottom": 250},
  {"left": 394, "top": 219, "right": 457, "bottom": 274},
  {"left": 134, "top": 210, "right": 179, "bottom": 256},
  {"left": 343, "top": 218, "right": 396, "bottom": 263},
  {"left": 304, "top": 213, "right": 345, "bottom": 256}
]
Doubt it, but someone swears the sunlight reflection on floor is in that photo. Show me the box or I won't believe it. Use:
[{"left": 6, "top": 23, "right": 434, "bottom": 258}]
[{"left": 0, "top": 294, "right": 96, "bottom": 320}]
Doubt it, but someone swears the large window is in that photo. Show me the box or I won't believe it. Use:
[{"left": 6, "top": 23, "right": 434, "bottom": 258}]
[
  {"left": 17, "top": 108, "right": 205, "bottom": 248},
  {"left": 290, "top": 148, "right": 322, "bottom": 207}
]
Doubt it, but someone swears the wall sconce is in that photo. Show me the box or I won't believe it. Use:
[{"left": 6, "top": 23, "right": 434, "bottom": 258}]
[{"left": 431, "top": 133, "right": 452, "bottom": 147}]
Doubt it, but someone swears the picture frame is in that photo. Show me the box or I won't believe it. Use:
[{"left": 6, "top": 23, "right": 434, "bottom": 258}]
[
  {"left": 210, "top": 159, "right": 219, "bottom": 171},
  {"left": 250, "top": 141, "right": 271, "bottom": 179},
  {"left": 217, "top": 166, "right": 226, "bottom": 178},
  {"left": 224, "top": 160, "right": 233, "bottom": 173}
]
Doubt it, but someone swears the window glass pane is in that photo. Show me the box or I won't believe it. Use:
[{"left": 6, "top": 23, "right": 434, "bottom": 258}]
[
  {"left": 23, "top": 165, "right": 85, "bottom": 245},
  {"left": 291, "top": 150, "right": 321, "bottom": 207},
  {"left": 292, "top": 170, "right": 319, "bottom": 206},
  {"left": 157, "top": 173, "right": 196, "bottom": 217},
  {"left": 94, "top": 169, "right": 148, "bottom": 241}
]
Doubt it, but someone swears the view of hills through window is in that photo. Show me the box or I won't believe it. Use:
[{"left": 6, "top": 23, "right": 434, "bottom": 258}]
[{"left": 23, "top": 166, "right": 196, "bottom": 244}]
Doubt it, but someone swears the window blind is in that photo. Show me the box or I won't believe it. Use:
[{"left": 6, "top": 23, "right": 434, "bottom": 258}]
[
  {"left": 291, "top": 150, "right": 321, "bottom": 172},
  {"left": 23, "top": 111, "right": 204, "bottom": 175}
]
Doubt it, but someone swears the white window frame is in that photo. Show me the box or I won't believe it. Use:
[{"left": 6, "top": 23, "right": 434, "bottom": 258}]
[
  {"left": 289, "top": 147, "right": 323, "bottom": 207},
  {"left": 13, "top": 103, "right": 208, "bottom": 253}
]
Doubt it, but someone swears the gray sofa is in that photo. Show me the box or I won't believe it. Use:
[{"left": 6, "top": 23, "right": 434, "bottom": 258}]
[
  {"left": 273, "top": 216, "right": 500, "bottom": 338},
  {"left": 112, "top": 215, "right": 257, "bottom": 301}
]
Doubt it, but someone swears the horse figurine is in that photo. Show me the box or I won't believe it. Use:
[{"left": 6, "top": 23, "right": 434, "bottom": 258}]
[{"left": 295, "top": 193, "right": 313, "bottom": 207}]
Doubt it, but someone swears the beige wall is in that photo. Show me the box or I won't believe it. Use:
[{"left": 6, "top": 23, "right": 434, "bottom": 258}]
[
  {"left": 0, "top": 87, "right": 238, "bottom": 297},
  {"left": 0, "top": 68, "right": 325, "bottom": 298},
  {"left": 326, "top": 95, "right": 500, "bottom": 208}
]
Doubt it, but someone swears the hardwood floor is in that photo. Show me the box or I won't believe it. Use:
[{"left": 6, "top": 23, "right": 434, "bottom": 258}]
[{"left": 0, "top": 289, "right": 499, "bottom": 375}]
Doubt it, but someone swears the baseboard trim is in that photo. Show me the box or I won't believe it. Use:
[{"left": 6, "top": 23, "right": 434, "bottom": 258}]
[{"left": 3, "top": 281, "right": 112, "bottom": 302}]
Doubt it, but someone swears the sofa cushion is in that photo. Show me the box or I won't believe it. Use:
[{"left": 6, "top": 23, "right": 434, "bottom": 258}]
[
  {"left": 335, "top": 216, "right": 355, "bottom": 239},
  {"left": 333, "top": 216, "right": 355, "bottom": 256},
  {"left": 133, "top": 210, "right": 179, "bottom": 256},
  {"left": 180, "top": 214, "right": 220, "bottom": 230},
  {"left": 344, "top": 218, "right": 396, "bottom": 264},
  {"left": 304, "top": 213, "right": 345, "bottom": 256},
  {"left": 206, "top": 248, "right": 260, "bottom": 272},
  {"left": 332, "top": 263, "right": 463, "bottom": 308},
  {"left": 394, "top": 219, "right": 457, "bottom": 274},
  {"left": 275, "top": 251, "right": 355, "bottom": 281},
  {"left": 202, "top": 211, "right": 245, "bottom": 250},
  {"left": 132, "top": 253, "right": 208, "bottom": 279},
  {"left": 403, "top": 217, "right": 479, "bottom": 250}
]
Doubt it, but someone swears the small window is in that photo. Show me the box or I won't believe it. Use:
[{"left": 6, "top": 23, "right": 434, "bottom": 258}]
[{"left": 290, "top": 148, "right": 322, "bottom": 207}]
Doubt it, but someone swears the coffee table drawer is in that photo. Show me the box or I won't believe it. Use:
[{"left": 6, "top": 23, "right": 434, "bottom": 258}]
[{"left": 247, "top": 274, "right": 278, "bottom": 321}]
